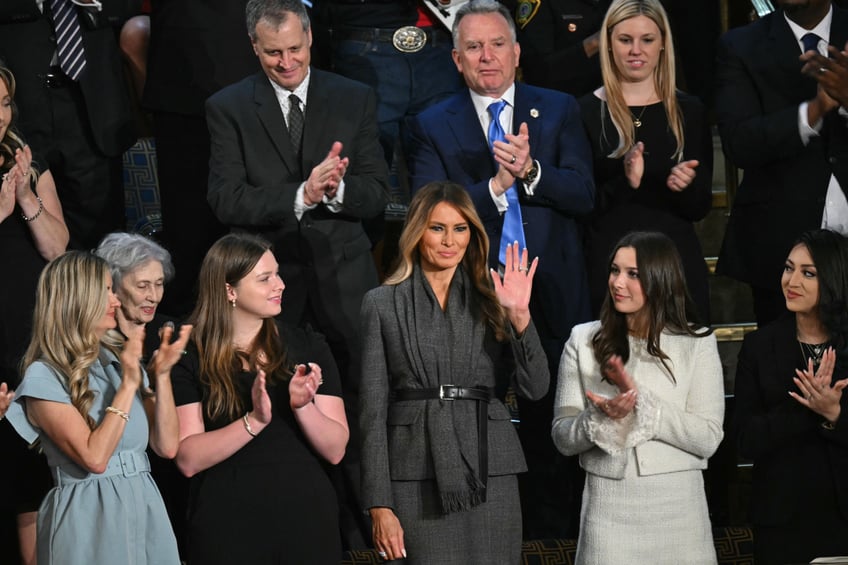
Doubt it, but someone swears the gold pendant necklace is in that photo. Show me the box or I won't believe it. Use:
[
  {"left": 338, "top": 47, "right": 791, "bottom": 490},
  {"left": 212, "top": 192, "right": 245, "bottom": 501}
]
[{"left": 631, "top": 105, "right": 648, "bottom": 128}]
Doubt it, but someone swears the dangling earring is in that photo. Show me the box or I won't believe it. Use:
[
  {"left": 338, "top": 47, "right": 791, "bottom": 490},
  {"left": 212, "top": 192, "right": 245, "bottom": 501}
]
[{"left": 231, "top": 298, "right": 237, "bottom": 309}]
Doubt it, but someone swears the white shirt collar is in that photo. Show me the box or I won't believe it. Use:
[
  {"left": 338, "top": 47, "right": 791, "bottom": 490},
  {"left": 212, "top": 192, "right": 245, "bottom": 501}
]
[
  {"left": 469, "top": 83, "right": 517, "bottom": 124},
  {"left": 784, "top": 5, "right": 833, "bottom": 53}
]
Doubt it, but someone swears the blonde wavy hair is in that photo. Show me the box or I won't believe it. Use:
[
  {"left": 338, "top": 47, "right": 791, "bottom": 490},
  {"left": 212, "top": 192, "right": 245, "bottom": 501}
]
[
  {"left": 22, "top": 251, "right": 124, "bottom": 429},
  {"left": 598, "top": 0, "right": 684, "bottom": 161}
]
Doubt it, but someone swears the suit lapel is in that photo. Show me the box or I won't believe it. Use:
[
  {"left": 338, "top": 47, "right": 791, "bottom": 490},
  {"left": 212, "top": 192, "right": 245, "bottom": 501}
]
[
  {"left": 768, "top": 11, "right": 818, "bottom": 102},
  {"left": 302, "top": 69, "right": 331, "bottom": 176},
  {"left": 513, "top": 83, "right": 543, "bottom": 150},
  {"left": 831, "top": 7, "right": 848, "bottom": 52},
  {"left": 445, "top": 91, "right": 497, "bottom": 178},
  {"left": 253, "top": 73, "right": 299, "bottom": 173}
]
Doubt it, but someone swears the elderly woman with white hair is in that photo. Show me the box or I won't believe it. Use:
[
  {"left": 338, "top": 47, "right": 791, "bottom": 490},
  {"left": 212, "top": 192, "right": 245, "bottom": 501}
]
[{"left": 95, "top": 232, "right": 176, "bottom": 359}]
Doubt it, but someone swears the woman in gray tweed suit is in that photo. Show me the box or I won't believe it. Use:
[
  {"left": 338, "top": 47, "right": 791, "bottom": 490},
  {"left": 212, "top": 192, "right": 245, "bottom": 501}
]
[{"left": 359, "top": 181, "right": 550, "bottom": 564}]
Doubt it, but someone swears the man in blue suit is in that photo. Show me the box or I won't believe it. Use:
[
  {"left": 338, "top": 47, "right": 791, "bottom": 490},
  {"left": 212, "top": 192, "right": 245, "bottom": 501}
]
[{"left": 407, "top": 0, "right": 594, "bottom": 539}]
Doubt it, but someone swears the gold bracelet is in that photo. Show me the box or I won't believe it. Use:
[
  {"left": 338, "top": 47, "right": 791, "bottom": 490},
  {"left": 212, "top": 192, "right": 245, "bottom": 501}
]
[
  {"left": 105, "top": 406, "right": 129, "bottom": 422},
  {"left": 243, "top": 413, "right": 257, "bottom": 437}
]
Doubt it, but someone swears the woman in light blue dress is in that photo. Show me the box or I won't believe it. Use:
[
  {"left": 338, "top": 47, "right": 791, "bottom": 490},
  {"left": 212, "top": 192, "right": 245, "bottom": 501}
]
[{"left": 5, "top": 251, "right": 192, "bottom": 565}]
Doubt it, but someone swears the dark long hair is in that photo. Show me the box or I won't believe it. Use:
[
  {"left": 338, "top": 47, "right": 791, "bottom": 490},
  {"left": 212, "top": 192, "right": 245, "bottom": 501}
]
[
  {"left": 592, "top": 231, "right": 710, "bottom": 382},
  {"left": 795, "top": 229, "right": 848, "bottom": 364}
]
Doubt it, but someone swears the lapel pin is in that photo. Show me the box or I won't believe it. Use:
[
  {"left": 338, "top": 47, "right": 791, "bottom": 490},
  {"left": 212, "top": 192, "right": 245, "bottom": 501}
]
[{"left": 530, "top": 108, "right": 540, "bottom": 118}]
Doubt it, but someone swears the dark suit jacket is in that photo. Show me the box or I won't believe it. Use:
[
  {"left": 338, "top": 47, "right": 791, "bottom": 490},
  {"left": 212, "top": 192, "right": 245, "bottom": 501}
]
[
  {"left": 716, "top": 8, "right": 848, "bottom": 290},
  {"left": 734, "top": 315, "right": 848, "bottom": 525},
  {"left": 358, "top": 277, "right": 550, "bottom": 509},
  {"left": 0, "top": 3, "right": 135, "bottom": 157},
  {"left": 206, "top": 69, "right": 390, "bottom": 370},
  {"left": 408, "top": 83, "right": 595, "bottom": 342}
]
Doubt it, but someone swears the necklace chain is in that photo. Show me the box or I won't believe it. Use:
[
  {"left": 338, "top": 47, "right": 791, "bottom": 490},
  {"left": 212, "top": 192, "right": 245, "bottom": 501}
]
[
  {"left": 798, "top": 339, "right": 827, "bottom": 366},
  {"left": 631, "top": 105, "right": 648, "bottom": 128}
]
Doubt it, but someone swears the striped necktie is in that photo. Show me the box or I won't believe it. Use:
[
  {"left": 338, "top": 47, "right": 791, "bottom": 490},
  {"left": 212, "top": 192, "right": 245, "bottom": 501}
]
[
  {"left": 487, "top": 100, "right": 526, "bottom": 265},
  {"left": 50, "top": 0, "right": 87, "bottom": 81}
]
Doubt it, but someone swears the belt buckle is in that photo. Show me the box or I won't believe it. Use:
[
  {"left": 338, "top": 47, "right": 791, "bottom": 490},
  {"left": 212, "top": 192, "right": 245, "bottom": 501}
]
[
  {"left": 120, "top": 452, "right": 139, "bottom": 477},
  {"left": 439, "top": 384, "right": 457, "bottom": 400},
  {"left": 393, "top": 26, "right": 427, "bottom": 53}
]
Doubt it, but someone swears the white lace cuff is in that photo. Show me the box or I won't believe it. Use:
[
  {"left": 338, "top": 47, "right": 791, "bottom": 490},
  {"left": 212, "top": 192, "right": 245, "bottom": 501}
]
[{"left": 584, "top": 390, "right": 662, "bottom": 454}]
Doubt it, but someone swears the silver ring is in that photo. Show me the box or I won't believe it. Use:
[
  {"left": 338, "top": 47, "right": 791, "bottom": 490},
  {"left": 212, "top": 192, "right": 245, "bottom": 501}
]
[
  {"left": 378, "top": 551, "right": 387, "bottom": 558},
  {"left": 518, "top": 267, "right": 527, "bottom": 272},
  {"left": 510, "top": 154, "right": 517, "bottom": 164},
  {"left": 820, "top": 67, "right": 827, "bottom": 74}
]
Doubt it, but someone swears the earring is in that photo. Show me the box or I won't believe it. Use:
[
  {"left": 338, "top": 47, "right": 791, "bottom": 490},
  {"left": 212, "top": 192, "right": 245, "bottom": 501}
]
[{"left": 231, "top": 299, "right": 237, "bottom": 309}]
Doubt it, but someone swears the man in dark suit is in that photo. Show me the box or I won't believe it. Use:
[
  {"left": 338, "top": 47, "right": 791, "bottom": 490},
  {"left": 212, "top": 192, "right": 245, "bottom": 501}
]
[
  {"left": 0, "top": 0, "right": 136, "bottom": 251},
  {"left": 716, "top": 0, "right": 848, "bottom": 326},
  {"left": 407, "top": 0, "right": 594, "bottom": 539},
  {"left": 206, "top": 0, "right": 390, "bottom": 548}
]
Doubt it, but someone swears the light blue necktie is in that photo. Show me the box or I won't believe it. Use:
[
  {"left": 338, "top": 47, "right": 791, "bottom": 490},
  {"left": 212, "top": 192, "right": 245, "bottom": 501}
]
[
  {"left": 487, "top": 100, "right": 526, "bottom": 265},
  {"left": 50, "top": 0, "right": 87, "bottom": 81}
]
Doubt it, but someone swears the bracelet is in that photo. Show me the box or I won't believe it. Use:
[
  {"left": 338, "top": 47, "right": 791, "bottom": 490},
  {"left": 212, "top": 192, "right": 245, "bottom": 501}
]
[
  {"left": 822, "top": 420, "right": 836, "bottom": 430},
  {"left": 243, "top": 413, "right": 257, "bottom": 437},
  {"left": 21, "top": 196, "right": 44, "bottom": 222},
  {"left": 105, "top": 406, "right": 129, "bottom": 422}
]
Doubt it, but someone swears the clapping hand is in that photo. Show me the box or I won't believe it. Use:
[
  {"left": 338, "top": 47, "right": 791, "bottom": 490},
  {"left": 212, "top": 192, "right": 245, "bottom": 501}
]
[
  {"left": 800, "top": 41, "right": 848, "bottom": 109},
  {"left": 624, "top": 142, "right": 645, "bottom": 189},
  {"left": 490, "top": 241, "right": 538, "bottom": 334},
  {"left": 249, "top": 369, "right": 272, "bottom": 428},
  {"left": 586, "top": 355, "right": 639, "bottom": 420},
  {"left": 119, "top": 323, "right": 145, "bottom": 390},
  {"left": 790, "top": 347, "right": 847, "bottom": 424},
  {"left": 148, "top": 323, "right": 193, "bottom": 377},
  {"left": 666, "top": 160, "right": 699, "bottom": 192},
  {"left": 289, "top": 363, "right": 323, "bottom": 410},
  {"left": 0, "top": 382, "right": 14, "bottom": 419}
]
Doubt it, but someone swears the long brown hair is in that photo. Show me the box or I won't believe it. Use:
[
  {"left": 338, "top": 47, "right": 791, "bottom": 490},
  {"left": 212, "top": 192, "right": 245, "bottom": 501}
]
[
  {"left": 189, "top": 233, "right": 289, "bottom": 420},
  {"left": 386, "top": 181, "right": 508, "bottom": 340},
  {"left": 22, "top": 251, "right": 124, "bottom": 428},
  {"left": 592, "top": 231, "right": 709, "bottom": 382},
  {"left": 598, "top": 0, "right": 684, "bottom": 161}
]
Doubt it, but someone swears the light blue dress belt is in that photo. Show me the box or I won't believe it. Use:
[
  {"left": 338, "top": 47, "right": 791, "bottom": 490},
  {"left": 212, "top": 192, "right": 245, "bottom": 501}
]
[{"left": 51, "top": 450, "right": 151, "bottom": 486}]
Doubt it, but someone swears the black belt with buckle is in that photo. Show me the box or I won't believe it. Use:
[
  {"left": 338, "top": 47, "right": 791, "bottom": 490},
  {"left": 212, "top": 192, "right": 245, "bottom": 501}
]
[
  {"left": 393, "top": 385, "right": 493, "bottom": 498},
  {"left": 331, "top": 26, "right": 448, "bottom": 53},
  {"left": 42, "top": 66, "right": 70, "bottom": 89}
]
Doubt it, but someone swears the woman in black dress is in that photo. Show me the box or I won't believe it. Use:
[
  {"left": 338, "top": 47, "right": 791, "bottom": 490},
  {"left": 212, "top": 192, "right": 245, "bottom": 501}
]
[
  {"left": 171, "top": 233, "right": 349, "bottom": 564},
  {"left": 579, "top": 0, "right": 712, "bottom": 321},
  {"left": 735, "top": 229, "right": 848, "bottom": 564},
  {"left": 0, "top": 64, "right": 69, "bottom": 565}
]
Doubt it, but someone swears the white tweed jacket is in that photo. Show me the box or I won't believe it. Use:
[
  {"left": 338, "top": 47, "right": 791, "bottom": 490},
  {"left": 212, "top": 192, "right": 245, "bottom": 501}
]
[{"left": 552, "top": 321, "right": 725, "bottom": 479}]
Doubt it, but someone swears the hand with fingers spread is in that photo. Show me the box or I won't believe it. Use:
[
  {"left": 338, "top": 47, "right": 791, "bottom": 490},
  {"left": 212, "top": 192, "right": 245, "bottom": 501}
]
[
  {"left": 148, "top": 323, "right": 193, "bottom": 378},
  {"left": 490, "top": 241, "right": 538, "bottom": 334},
  {"left": 789, "top": 347, "right": 847, "bottom": 424},
  {"left": 623, "top": 142, "right": 645, "bottom": 189},
  {"left": 289, "top": 362, "right": 324, "bottom": 410},
  {"left": 370, "top": 507, "right": 406, "bottom": 562},
  {"left": 666, "top": 160, "right": 699, "bottom": 192}
]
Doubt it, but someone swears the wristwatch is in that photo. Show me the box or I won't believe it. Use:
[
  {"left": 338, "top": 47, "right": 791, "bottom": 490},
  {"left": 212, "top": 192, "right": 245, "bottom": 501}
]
[{"left": 521, "top": 160, "right": 539, "bottom": 186}]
